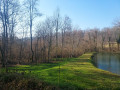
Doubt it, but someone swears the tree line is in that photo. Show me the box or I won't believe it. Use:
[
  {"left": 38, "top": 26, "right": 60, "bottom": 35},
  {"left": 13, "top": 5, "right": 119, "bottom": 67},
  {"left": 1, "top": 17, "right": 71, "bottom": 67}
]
[{"left": 0, "top": 0, "right": 120, "bottom": 67}]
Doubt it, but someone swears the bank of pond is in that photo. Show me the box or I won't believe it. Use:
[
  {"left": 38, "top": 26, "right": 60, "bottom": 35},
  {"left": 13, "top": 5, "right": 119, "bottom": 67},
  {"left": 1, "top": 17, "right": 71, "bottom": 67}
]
[{"left": 0, "top": 52, "right": 120, "bottom": 90}]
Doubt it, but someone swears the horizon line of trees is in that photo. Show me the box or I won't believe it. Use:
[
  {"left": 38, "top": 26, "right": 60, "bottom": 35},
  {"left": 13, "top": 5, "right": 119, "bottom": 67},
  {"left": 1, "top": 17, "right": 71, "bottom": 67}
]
[{"left": 0, "top": 0, "right": 120, "bottom": 67}]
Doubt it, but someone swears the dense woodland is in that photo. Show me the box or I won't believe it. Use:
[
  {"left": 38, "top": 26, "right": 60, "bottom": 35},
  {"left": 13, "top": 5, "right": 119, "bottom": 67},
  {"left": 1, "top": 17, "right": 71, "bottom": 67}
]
[{"left": 0, "top": 0, "right": 120, "bottom": 67}]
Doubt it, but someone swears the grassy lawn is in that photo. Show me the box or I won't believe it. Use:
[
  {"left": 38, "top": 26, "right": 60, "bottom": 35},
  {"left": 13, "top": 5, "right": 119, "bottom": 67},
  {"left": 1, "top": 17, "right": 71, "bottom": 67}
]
[{"left": 1, "top": 52, "right": 120, "bottom": 89}]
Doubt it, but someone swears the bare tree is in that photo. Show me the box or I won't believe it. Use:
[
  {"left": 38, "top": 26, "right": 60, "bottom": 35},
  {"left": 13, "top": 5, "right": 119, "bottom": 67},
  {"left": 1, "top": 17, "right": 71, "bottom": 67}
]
[
  {"left": 54, "top": 8, "right": 60, "bottom": 60},
  {"left": 0, "top": 0, "right": 9, "bottom": 67},
  {"left": 9, "top": 0, "right": 20, "bottom": 62},
  {"left": 101, "top": 31, "right": 105, "bottom": 50},
  {"left": 24, "top": 0, "right": 41, "bottom": 62},
  {"left": 61, "top": 16, "right": 72, "bottom": 58},
  {"left": 45, "top": 17, "right": 54, "bottom": 62}
]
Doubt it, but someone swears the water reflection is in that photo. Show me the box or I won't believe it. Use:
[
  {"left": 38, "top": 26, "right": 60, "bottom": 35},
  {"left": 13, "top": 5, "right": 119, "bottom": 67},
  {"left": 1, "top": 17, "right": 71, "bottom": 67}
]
[{"left": 93, "top": 53, "right": 120, "bottom": 75}]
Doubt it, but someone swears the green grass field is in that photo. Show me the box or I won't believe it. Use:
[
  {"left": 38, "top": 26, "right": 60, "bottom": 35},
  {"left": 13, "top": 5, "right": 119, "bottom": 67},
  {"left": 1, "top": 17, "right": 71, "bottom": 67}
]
[{"left": 1, "top": 53, "right": 120, "bottom": 89}]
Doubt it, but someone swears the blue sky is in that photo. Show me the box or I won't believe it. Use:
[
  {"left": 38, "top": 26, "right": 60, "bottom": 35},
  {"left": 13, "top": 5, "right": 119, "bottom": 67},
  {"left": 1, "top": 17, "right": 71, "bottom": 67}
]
[{"left": 38, "top": 0, "right": 120, "bottom": 30}]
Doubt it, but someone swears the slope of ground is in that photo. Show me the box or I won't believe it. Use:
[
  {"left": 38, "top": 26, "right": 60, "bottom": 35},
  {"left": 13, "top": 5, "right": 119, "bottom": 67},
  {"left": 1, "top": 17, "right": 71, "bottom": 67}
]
[{"left": 1, "top": 53, "right": 120, "bottom": 89}]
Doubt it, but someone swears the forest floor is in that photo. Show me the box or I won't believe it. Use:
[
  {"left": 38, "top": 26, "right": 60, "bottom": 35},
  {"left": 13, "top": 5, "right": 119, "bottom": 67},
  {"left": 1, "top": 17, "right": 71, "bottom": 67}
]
[{"left": 1, "top": 53, "right": 120, "bottom": 90}]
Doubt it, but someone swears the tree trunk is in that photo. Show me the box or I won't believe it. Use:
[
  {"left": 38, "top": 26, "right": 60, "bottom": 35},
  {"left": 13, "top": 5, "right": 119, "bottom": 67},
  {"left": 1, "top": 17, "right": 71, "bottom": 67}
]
[
  {"left": 56, "top": 19, "right": 58, "bottom": 60},
  {"left": 30, "top": 0, "right": 34, "bottom": 63},
  {"left": 35, "top": 38, "right": 39, "bottom": 63}
]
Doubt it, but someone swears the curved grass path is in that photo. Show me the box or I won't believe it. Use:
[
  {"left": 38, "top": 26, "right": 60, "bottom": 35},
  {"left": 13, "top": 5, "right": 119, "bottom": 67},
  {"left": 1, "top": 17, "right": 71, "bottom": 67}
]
[{"left": 5, "top": 53, "right": 120, "bottom": 89}]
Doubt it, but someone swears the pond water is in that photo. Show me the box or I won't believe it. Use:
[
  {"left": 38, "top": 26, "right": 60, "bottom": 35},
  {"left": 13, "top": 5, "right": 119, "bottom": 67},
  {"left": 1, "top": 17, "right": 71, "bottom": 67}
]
[{"left": 92, "top": 53, "right": 120, "bottom": 75}]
